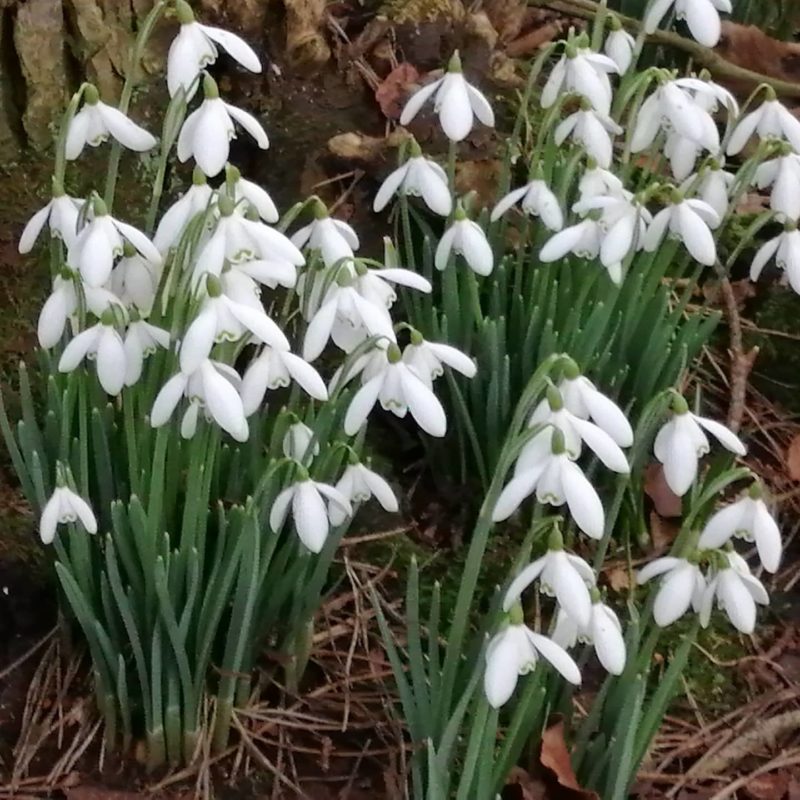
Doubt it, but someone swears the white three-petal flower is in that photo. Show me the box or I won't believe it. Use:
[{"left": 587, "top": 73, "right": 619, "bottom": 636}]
[{"left": 40, "top": 486, "right": 98, "bottom": 544}]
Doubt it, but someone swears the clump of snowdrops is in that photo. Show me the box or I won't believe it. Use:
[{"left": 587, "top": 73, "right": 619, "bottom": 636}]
[
  {"left": 371, "top": 0, "right": 789, "bottom": 797},
  {"left": 3, "top": 0, "right": 470, "bottom": 768}
]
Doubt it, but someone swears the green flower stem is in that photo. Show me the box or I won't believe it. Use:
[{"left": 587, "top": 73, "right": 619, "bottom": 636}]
[{"left": 104, "top": 0, "right": 168, "bottom": 209}]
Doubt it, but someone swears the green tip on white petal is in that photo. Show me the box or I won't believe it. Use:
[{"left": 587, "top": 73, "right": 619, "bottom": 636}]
[
  {"left": 387, "top": 343, "right": 402, "bottom": 363},
  {"left": 546, "top": 383, "right": 564, "bottom": 411},
  {"left": 551, "top": 427, "right": 566, "bottom": 455},
  {"left": 447, "top": 50, "right": 462, "bottom": 73},
  {"left": 764, "top": 85, "right": 777, "bottom": 102},
  {"left": 312, "top": 198, "right": 328, "bottom": 220},
  {"left": 670, "top": 393, "right": 689, "bottom": 415},
  {"left": 192, "top": 166, "right": 207, "bottom": 186},
  {"left": 175, "top": 0, "right": 195, "bottom": 23},
  {"left": 589, "top": 585, "right": 602, "bottom": 603},
  {"left": 454, "top": 203, "right": 467, "bottom": 222},
  {"left": 668, "top": 187, "right": 683, "bottom": 205},
  {"left": 410, "top": 328, "right": 424, "bottom": 346},
  {"left": 218, "top": 194, "right": 235, "bottom": 217},
  {"left": 92, "top": 195, "right": 108, "bottom": 217},
  {"left": 565, "top": 42, "right": 578, "bottom": 59},
  {"left": 84, "top": 84, "right": 99, "bottom": 105},
  {"left": 508, "top": 603, "right": 524, "bottom": 625},
  {"left": 206, "top": 274, "right": 223, "bottom": 298},
  {"left": 122, "top": 241, "right": 136, "bottom": 258},
  {"left": 560, "top": 356, "right": 580, "bottom": 380},
  {"left": 203, "top": 73, "right": 220, "bottom": 99}
]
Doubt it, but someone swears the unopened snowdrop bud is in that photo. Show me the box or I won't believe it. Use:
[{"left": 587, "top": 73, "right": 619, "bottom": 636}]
[
  {"left": 637, "top": 555, "right": 706, "bottom": 626},
  {"left": 399, "top": 50, "right": 495, "bottom": 142},
  {"left": 558, "top": 359, "right": 633, "bottom": 446},
  {"left": 728, "top": 90, "right": 800, "bottom": 155},
  {"left": 58, "top": 313, "right": 127, "bottom": 396},
  {"left": 66, "top": 83, "right": 157, "bottom": 160},
  {"left": 555, "top": 103, "right": 622, "bottom": 169},
  {"left": 698, "top": 483, "right": 782, "bottom": 573},
  {"left": 503, "top": 543, "right": 596, "bottom": 628},
  {"left": 38, "top": 272, "right": 78, "bottom": 349},
  {"left": 604, "top": 17, "right": 636, "bottom": 73},
  {"left": 329, "top": 459, "right": 399, "bottom": 526},
  {"left": 698, "top": 551, "right": 769, "bottom": 634},
  {"left": 435, "top": 205, "right": 494, "bottom": 275},
  {"left": 750, "top": 221, "right": 800, "bottom": 295},
  {"left": 484, "top": 618, "right": 581, "bottom": 708},
  {"left": 552, "top": 591, "right": 626, "bottom": 675},
  {"left": 654, "top": 395, "right": 746, "bottom": 496},
  {"left": 291, "top": 202, "right": 359, "bottom": 268},
  {"left": 491, "top": 179, "right": 563, "bottom": 231},
  {"left": 19, "top": 182, "right": 83, "bottom": 253},
  {"left": 343, "top": 344, "right": 447, "bottom": 437},
  {"left": 40, "top": 482, "right": 97, "bottom": 544},
  {"left": 373, "top": 140, "right": 452, "bottom": 217},
  {"left": 644, "top": 0, "right": 731, "bottom": 48},
  {"left": 402, "top": 334, "right": 476, "bottom": 387},
  {"left": 282, "top": 421, "right": 319, "bottom": 461},
  {"left": 269, "top": 474, "right": 352, "bottom": 552},
  {"left": 168, "top": 0, "right": 261, "bottom": 98},
  {"left": 541, "top": 44, "right": 618, "bottom": 115},
  {"left": 177, "top": 73, "right": 269, "bottom": 177},
  {"left": 644, "top": 192, "right": 719, "bottom": 266}
]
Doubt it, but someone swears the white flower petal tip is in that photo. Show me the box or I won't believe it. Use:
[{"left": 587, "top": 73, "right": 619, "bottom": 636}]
[
  {"left": 435, "top": 215, "right": 493, "bottom": 275},
  {"left": 373, "top": 155, "right": 452, "bottom": 217},
  {"left": 638, "top": 557, "right": 706, "bottom": 627},
  {"left": 331, "top": 462, "right": 398, "bottom": 525}
]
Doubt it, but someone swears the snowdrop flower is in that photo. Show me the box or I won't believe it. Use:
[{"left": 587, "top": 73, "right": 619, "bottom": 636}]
[
  {"left": 728, "top": 94, "right": 800, "bottom": 155},
  {"left": 540, "top": 217, "right": 602, "bottom": 264},
  {"left": 698, "top": 483, "right": 782, "bottom": 572},
  {"left": 681, "top": 161, "right": 734, "bottom": 224},
  {"left": 491, "top": 179, "right": 564, "bottom": 231},
  {"left": 67, "top": 198, "right": 162, "bottom": 288},
  {"left": 519, "top": 387, "right": 630, "bottom": 475},
  {"left": 644, "top": 0, "right": 731, "bottom": 47},
  {"left": 180, "top": 276, "right": 289, "bottom": 374},
  {"left": 572, "top": 191, "right": 652, "bottom": 283},
  {"left": 637, "top": 556, "right": 706, "bottom": 626},
  {"left": 282, "top": 422, "right": 318, "bottom": 461},
  {"left": 269, "top": 470, "right": 352, "bottom": 552},
  {"left": 542, "top": 43, "right": 618, "bottom": 115},
  {"left": 755, "top": 151, "right": 800, "bottom": 221},
  {"left": 342, "top": 344, "right": 447, "bottom": 437},
  {"left": 402, "top": 331, "right": 476, "bottom": 387},
  {"left": 66, "top": 84, "right": 156, "bottom": 160},
  {"left": 291, "top": 202, "right": 359, "bottom": 268},
  {"left": 750, "top": 223, "right": 800, "bottom": 295},
  {"left": 177, "top": 75, "right": 269, "bottom": 177},
  {"left": 123, "top": 315, "right": 169, "bottom": 386},
  {"left": 653, "top": 395, "right": 746, "bottom": 496},
  {"left": 632, "top": 80, "right": 719, "bottom": 156},
  {"left": 557, "top": 361, "right": 634, "bottom": 447},
  {"left": 604, "top": 21, "right": 636, "bottom": 74},
  {"left": 399, "top": 51, "right": 494, "bottom": 142},
  {"left": 484, "top": 620, "right": 581, "bottom": 708},
  {"left": 644, "top": 193, "right": 720, "bottom": 266},
  {"left": 191, "top": 195, "right": 304, "bottom": 285},
  {"left": 578, "top": 163, "right": 625, "bottom": 201},
  {"left": 555, "top": 105, "right": 622, "bottom": 169},
  {"left": 151, "top": 358, "right": 249, "bottom": 441},
  {"left": 58, "top": 313, "right": 127, "bottom": 396},
  {"left": 699, "top": 552, "right": 769, "bottom": 634},
  {"left": 435, "top": 206, "right": 493, "bottom": 275},
  {"left": 111, "top": 243, "right": 162, "bottom": 313},
  {"left": 351, "top": 255, "right": 432, "bottom": 312},
  {"left": 373, "top": 141, "right": 452, "bottom": 216},
  {"left": 167, "top": 0, "right": 261, "bottom": 98},
  {"left": 494, "top": 430, "right": 607, "bottom": 540},
  {"left": 503, "top": 540, "right": 596, "bottom": 627},
  {"left": 153, "top": 168, "right": 214, "bottom": 253},
  {"left": 552, "top": 594, "right": 626, "bottom": 675},
  {"left": 40, "top": 483, "right": 97, "bottom": 544},
  {"left": 228, "top": 167, "right": 279, "bottom": 224},
  {"left": 241, "top": 346, "right": 327, "bottom": 414},
  {"left": 303, "top": 269, "right": 395, "bottom": 361},
  {"left": 329, "top": 460, "right": 399, "bottom": 526},
  {"left": 19, "top": 183, "right": 83, "bottom": 253}
]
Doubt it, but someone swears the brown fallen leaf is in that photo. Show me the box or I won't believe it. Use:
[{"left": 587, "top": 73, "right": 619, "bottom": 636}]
[
  {"left": 743, "top": 771, "right": 791, "bottom": 800},
  {"left": 503, "top": 766, "right": 546, "bottom": 799},
  {"left": 717, "top": 22, "right": 800, "bottom": 91},
  {"left": 644, "top": 463, "right": 683, "bottom": 518},
  {"left": 455, "top": 159, "right": 502, "bottom": 210},
  {"left": 788, "top": 433, "right": 800, "bottom": 481},
  {"left": 540, "top": 719, "right": 599, "bottom": 799},
  {"left": 375, "top": 63, "right": 420, "bottom": 120},
  {"left": 604, "top": 564, "right": 631, "bottom": 593},
  {"left": 506, "top": 22, "right": 561, "bottom": 58},
  {"left": 650, "top": 510, "right": 680, "bottom": 550}
]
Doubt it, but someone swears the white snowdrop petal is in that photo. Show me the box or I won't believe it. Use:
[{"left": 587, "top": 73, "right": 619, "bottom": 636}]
[
  {"left": 19, "top": 203, "right": 52, "bottom": 254},
  {"left": 698, "top": 501, "right": 744, "bottom": 549},
  {"left": 58, "top": 327, "right": 100, "bottom": 373},
  {"left": 202, "top": 363, "right": 249, "bottom": 442},
  {"left": 491, "top": 186, "right": 528, "bottom": 221},
  {"left": 592, "top": 607, "right": 626, "bottom": 675},
  {"left": 68, "top": 493, "right": 98, "bottom": 534},
  {"left": 561, "top": 460, "right": 606, "bottom": 540},
  {"left": 753, "top": 501, "right": 782, "bottom": 573},
  {"left": 40, "top": 494, "right": 62, "bottom": 544},
  {"left": 399, "top": 367, "right": 447, "bottom": 437},
  {"left": 303, "top": 298, "right": 339, "bottom": 362},
  {"left": 344, "top": 374, "right": 384, "bottom": 435},
  {"left": 484, "top": 632, "right": 521, "bottom": 708},
  {"left": 97, "top": 104, "right": 157, "bottom": 152},
  {"left": 96, "top": 329, "right": 125, "bottom": 395},
  {"left": 438, "top": 76, "right": 473, "bottom": 142},
  {"left": 399, "top": 79, "right": 442, "bottom": 126},
  {"left": 373, "top": 165, "right": 408, "bottom": 213},
  {"left": 466, "top": 84, "right": 495, "bottom": 127},
  {"left": 361, "top": 467, "right": 399, "bottom": 513},
  {"left": 502, "top": 556, "right": 547, "bottom": 611},
  {"left": 492, "top": 467, "right": 544, "bottom": 523},
  {"left": 293, "top": 482, "right": 329, "bottom": 553},
  {"left": 226, "top": 104, "right": 270, "bottom": 149},
  {"left": 693, "top": 415, "right": 746, "bottom": 456},
  {"left": 718, "top": 572, "right": 756, "bottom": 633},
  {"left": 269, "top": 487, "right": 294, "bottom": 532},
  {"left": 282, "top": 352, "right": 329, "bottom": 401},
  {"left": 201, "top": 25, "right": 262, "bottom": 72},
  {"left": 151, "top": 373, "right": 189, "bottom": 427},
  {"left": 637, "top": 556, "right": 682, "bottom": 584},
  {"left": 550, "top": 553, "right": 593, "bottom": 627},
  {"left": 653, "top": 565, "right": 696, "bottom": 626},
  {"left": 526, "top": 631, "right": 581, "bottom": 685}
]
